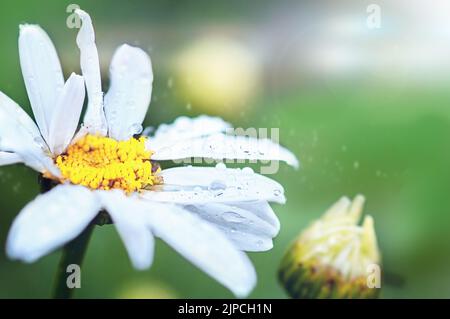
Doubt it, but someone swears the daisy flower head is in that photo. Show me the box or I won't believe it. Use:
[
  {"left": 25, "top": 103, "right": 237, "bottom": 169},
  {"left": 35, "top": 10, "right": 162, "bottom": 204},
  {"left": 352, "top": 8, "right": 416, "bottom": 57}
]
[{"left": 1, "top": 8, "right": 298, "bottom": 298}]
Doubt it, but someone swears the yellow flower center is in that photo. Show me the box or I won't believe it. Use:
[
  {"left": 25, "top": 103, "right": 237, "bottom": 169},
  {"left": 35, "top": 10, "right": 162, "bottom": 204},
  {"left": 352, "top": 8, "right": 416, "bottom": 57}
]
[{"left": 55, "top": 135, "right": 161, "bottom": 193}]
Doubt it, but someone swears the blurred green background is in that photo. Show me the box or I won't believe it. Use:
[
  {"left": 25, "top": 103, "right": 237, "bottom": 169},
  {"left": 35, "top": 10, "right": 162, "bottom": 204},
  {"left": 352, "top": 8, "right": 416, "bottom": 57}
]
[{"left": 1, "top": 0, "right": 450, "bottom": 298}]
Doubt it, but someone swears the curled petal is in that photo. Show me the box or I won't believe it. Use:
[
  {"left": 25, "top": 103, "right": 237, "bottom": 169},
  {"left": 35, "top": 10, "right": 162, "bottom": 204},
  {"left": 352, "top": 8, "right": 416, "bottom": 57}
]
[{"left": 75, "top": 9, "right": 107, "bottom": 136}]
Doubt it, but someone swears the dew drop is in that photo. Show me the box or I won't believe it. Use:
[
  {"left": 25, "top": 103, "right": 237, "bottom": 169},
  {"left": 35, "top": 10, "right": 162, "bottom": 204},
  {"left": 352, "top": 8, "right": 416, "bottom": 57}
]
[
  {"left": 222, "top": 211, "right": 244, "bottom": 223},
  {"left": 215, "top": 162, "right": 226, "bottom": 170},
  {"left": 129, "top": 123, "right": 143, "bottom": 135},
  {"left": 208, "top": 180, "right": 226, "bottom": 191}
]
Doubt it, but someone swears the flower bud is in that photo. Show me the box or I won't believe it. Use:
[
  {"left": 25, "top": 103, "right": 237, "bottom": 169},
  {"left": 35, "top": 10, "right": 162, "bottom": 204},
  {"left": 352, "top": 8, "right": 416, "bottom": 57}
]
[{"left": 279, "top": 195, "right": 381, "bottom": 299}]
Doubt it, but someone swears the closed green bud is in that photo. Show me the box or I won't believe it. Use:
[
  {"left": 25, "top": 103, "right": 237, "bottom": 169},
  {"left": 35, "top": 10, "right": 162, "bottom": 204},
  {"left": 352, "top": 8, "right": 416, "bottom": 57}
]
[{"left": 279, "top": 195, "right": 381, "bottom": 299}]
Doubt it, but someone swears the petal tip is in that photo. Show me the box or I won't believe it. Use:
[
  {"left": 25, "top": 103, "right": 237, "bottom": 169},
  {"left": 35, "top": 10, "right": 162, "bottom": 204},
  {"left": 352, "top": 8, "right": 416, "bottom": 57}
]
[
  {"left": 131, "top": 259, "right": 153, "bottom": 271},
  {"left": 5, "top": 240, "right": 37, "bottom": 264},
  {"left": 74, "top": 8, "right": 87, "bottom": 17},
  {"left": 114, "top": 43, "right": 152, "bottom": 68},
  {"left": 19, "top": 24, "right": 44, "bottom": 37},
  {"left": 67, "top": 72, "right": 83, "bottom": 81},
  {"left": 231, "top": 270, "right": 257, "bottom": 298},
  {"left": 291, "top": 157, "right": 300, "bottom": 170}
]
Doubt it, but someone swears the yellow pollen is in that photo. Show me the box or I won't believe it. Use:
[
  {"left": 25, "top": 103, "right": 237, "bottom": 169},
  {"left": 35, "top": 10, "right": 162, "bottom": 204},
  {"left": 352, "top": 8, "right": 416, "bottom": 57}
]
[{"left": 55, "top": 135, "right": 161, "bottom": 193}]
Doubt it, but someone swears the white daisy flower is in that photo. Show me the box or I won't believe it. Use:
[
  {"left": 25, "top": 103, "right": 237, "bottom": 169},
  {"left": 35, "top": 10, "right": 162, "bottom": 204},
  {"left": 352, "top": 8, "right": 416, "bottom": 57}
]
[{"left": 1, "top": 9, "right": 298, "bottom": 298}]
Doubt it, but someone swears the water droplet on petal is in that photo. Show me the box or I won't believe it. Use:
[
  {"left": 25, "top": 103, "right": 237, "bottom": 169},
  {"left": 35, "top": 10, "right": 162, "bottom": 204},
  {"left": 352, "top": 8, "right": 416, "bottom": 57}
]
[
  {"left": 222, "top": 211, "right": 244, "bottom": 223},
  {"left": 208, "top": 180, "right": 227, "bottom": 191},
  {"left": 215, "top": 162, "right": 226, "bottom": 170},
  {"left": 129, "top": 123, "right": 143, "bottom": 136},
  {"left": 273, "top": 189, "right": 282, "bottom": 196}
]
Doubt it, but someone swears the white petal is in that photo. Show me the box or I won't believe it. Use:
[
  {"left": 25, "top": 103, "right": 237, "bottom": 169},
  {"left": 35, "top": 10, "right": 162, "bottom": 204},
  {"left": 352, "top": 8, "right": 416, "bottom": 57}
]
[
  {"left": 187, "top": 203, "right": 278, "bottom": 237},
  {"left": 6, "top": 185, "right": 100, "bottom": 262},
  {"left": 214, "top": 227, "right": 273, "bottom": 252},
  {"left": 104, "top": 44, "right": 153, "bottom": 140},
  {"left": 15, "top": 150, "right": 58, "bottom": 176},
  {"left": 18, "top": 24, "right": 64, "bottom": 141},
  {"left": 232, "top": 201, "right": 280, "bottom": 234},
  {"left": 185, "top": 203, "right": 277, "bottom": 252},
  {"left": 148, "top": 115, "right": 231, "bottom": 150},
  {"left": 0, "top": 91, "right": 43, "bottom": 142},
  {"left": 97, "top": 190, "right": 154, "bottom": 270},
  {"left": 47, "top": 73, "right": 85, "bottom": 155},
  {"left": 135, "top": 200, "right": 256, "bottom": 297},
  {"left": 0, "top": 152, "right": 22, "bottom": 166},
  {"left": 141, "top": 166, "right": 286, "bottom": 204},
  {"left": 0, "top": 92, "right": 59, "bottom": 175},
  {"left": 75, "top": 9, "right": 107, "bottom": 136},
  {"left": 151, "top": 133, "right": 299, "bottom": 168}
]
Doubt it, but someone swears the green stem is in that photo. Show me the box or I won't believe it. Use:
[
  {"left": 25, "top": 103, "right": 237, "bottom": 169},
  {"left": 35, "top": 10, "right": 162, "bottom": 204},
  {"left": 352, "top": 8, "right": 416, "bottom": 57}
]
[{"left": 52, "top": 224, "right": 95, "bottom": 299}]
